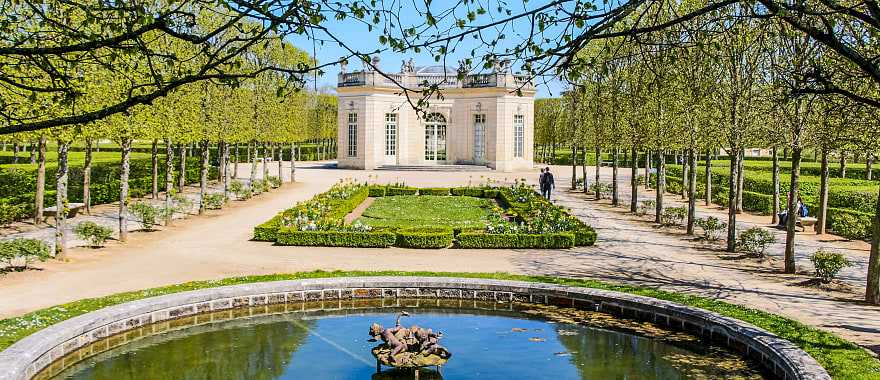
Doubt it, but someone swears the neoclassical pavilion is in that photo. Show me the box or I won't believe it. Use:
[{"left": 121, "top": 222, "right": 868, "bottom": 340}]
[{"left": 335, "top": 58, "right": 535, "bottom": 172}]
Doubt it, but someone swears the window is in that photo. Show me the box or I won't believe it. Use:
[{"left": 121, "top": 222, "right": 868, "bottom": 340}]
[
  {"left": 385, "top": 114, "right": 397, "bottom": 156},
  {"left": 424, "top": 113, "right": 447, "bottom": 161},
  {"left": 474, "top": 114, "right": 486, "bottom": 160},
  {"left": 347, "top": 113, "right": 357, "bottom": 157},
  {"left": 513, "top": 114, "right": 524, "bottom": 158}
]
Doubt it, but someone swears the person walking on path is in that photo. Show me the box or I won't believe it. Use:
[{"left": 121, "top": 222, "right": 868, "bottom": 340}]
[
  {"left": 541, "top": 167, "right": 555, "bottom": 200},
  {"left": 539, "top": 168, "right": 547, "bottom": 197}
]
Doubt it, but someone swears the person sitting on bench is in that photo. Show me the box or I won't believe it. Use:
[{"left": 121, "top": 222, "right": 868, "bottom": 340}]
[{"left": 778, "top": 195, "right": 807, "bottom": 227}]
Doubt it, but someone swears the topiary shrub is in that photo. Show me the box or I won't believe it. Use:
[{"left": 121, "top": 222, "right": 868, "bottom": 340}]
[
  {"left": 395, "top": 227, "right": 454, "bottom": 248},
  {"left": 695, "top": 216, "right": 727, "bottom": 241},
  {"left": 737, "top": 227, "right": 776, "bottom": 257},
  {"left": 229, "top": 180, "right": 251, "bottom": 200},
  {"left": 73, "top": 221, "right": 113, "bottom": 247},
  {"left": 810, "top": 250, "right": 852, "bottom": 283},
  {"left": 830, "top": 211, "right": 872, "bottom": 240},
  {"left": 589, "top": 182, "right": 612, "bottom": 198},
  {"left": 202, "top": 193, "right": 226, "bottom": 210},
  {"left": 0, "top": 202, "right": 20, "bottom": 227},
  {"left": 0, "top": 238, "right": 50, "bottom": 270},
  {"left": 267, "top": 176, "right": 282, "bottom": 189},
  {"left": 660, "top": 206, "right": 687, "bottom": 227},
  {"left": 420, "top": 188, "right": 451, "bottom": 196},
  {"left": 128, "top": 202, "right": 161, "bottom": 230}
]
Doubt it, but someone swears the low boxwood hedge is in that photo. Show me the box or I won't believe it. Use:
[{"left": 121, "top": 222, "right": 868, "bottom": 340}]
[
  {"left": 386, "top": 187, "right": 418, "bottom": 196},
  {"left": 276, "top": 228, "right": 396, "bottom": 247},
  {"left": 395, "top": 227, "right": 454, "bottom": 248},
  {"left": 253, "top": 215, "right": 283, "bottom": 241},
  {"left": 419, "top": 187, "right": 451, "bottom": 196},
  {"left": 573, "top": 226, "right": 598, "bottom": 246},
  {"left": 482, "top": 189, "right": 500, "bottom": 199},
  {"left": 368, "top": 186, "right": 386, "bottom": 197},
  {"left": 323, "top": 186, "right": 369, "bottom": 220},
  {"left": 451, "top": 187, "right": 484, "bottom": 197},
  {"left": 457, "top": 231, "right": 575, "bottom": 249}
]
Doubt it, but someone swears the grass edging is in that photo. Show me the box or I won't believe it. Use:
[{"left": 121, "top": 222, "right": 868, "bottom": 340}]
[{"left": 0, "top": 270, "right": 876, "bottom": 379}]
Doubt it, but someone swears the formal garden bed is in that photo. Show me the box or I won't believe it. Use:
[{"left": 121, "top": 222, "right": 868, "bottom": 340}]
[{"left": 253, "top": 180, "right": 596, "bottom": 249}]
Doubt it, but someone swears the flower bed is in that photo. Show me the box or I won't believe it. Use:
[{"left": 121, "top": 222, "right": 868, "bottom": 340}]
[{"left": 253, "top": 180, "right": 597, "bottom": 249}]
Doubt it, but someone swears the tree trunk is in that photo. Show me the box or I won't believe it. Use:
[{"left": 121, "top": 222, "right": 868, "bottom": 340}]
[
  {"left": 262, "top": 143, "right": 269, "bottom": 181},
  {"left": 645, "top": 150, "right": 651, "bottom": 190},
  {"left": 290, "top": 143, "right": 297, "bottom": 183},
  {"left": 178, "top": 144, "right": 186, "bottom": 192},
  {"left": 630, "top": 147, "right": 639, "bottom": 213},
  {"left": 34, "top": 136, "right": 46, "bottom": 225},
  {"left": 705, "top": 150, "right": 712, "bottom": 206},
  {"left": 12, "top": 143, "right": 18, "bottom": 163},
  {"left": 839, "top": 151, "right": 847, "bottom": 178},
  {"left": 867, "top": 152, "right": 874, "bottom": 181},
  {"left": 595, "top": 146, "right": 601, "bottom": 200},
  {"left": 119, "top": 138, "right": 131, "bottom": 242},
  {"left": 581, "top": 146, "right": 588, "bottom": 193},
  {"left": 55, "top": 141, "right": 70, "bottom": 259},
  {"left": 866, "top": 185, "right": 880, "bottom": 303},
  {"left": 736, "top": 148, "right": 744, "bottom": 213},
  {"left": 277, "top": 143, "right": 284, "bottom": 183},
  {"left": 165, "top": 139, "right": 174, "bottom": 226},
  {"left": 571, "top": 144, "right": 577, "bottom": 190},
  {"left": 817, "top": 148, "right": 830, "bottom": 234},
  {"left": 83, "top": 138, "right": 93, "bottom": 215},
  {"left": 233, "top": 143, "right": 239, "bottom": 179},
  {"left": 199, "top": 140, "right": 209, "bottom": 215},
  {"left": 611, "top": 147, "right": 619, "bottom": 206},
  {"left": 249, "top": 141, "right": 258, "bottom": 185},
  {"left": 784, "top": 147, "right": 802, "bottom": 274},
  {"left": 783, "top": 147, "right": 788, "bottom": 160},
  {"left": 687, "top": 148, "right": 697, "bottom": 235},
  {"left": 29, "top": 143, "right": 36, "bottom": 164},
  {"left": 772, "top": 147, "right": 780, "bottom": 225},
  {"left": 655, "top": 151, "right": 666, "bottom": 224},
  {"left": 726, "top": 150, "right": 738, "bottom": 252},
  {"left": 218, "top": 142, "right": 226, "bottom": 188},
  {"left": 681, "top": 152, "right": 689, "bottom": 199},
  {"left": 150, "top": 140, "right": 158, "bottom": 199}
]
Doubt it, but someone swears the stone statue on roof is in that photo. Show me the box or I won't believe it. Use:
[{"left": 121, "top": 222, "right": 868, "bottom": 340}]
[{"left": 401, "top": 58, "right": 415, "bottom": 73}]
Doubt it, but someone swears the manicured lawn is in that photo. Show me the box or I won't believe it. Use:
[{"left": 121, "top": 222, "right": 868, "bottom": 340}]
[
  {"left": 0, "top": 271, "right": 876, "bottom": 379},
  {"left": 356, "top": 195, "right": 499, "bottom": 229}
]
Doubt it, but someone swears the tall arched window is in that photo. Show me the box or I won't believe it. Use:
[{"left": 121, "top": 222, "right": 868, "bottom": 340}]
[{"left": 424, "top": 113, "right": 447, "bottom": 161}]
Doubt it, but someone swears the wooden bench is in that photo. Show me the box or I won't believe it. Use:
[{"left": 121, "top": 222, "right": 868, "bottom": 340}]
[
  {"left": 598, "top": 161, "right": 614, "bottom": 167},
  {"left": 796, "top": 216, "right": 818, "bottom": 232},
  {"left": 43, "top": 203, "right": 85, "bottom": 222}
]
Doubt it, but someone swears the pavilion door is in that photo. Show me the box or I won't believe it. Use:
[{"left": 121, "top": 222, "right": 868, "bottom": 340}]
[
  {"left": 424, "top": 113, "right": 447, "bottom": 162},
  {"left": 384, "top": 114, "right": 397, "bottom": 164}
]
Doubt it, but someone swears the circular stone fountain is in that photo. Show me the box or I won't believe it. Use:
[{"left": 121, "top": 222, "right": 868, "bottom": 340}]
[{"left": 0, "top": 277, "right": 830, "bottom": 380}]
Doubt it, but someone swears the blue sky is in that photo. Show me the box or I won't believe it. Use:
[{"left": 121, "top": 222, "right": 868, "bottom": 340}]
[{"left": 288, "top": 2, "right": 567, "bottom": 98}]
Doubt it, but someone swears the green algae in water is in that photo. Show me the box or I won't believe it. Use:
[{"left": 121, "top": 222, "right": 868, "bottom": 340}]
[{"left": 48, "top": 304, "right": 765, "bottom": 380}]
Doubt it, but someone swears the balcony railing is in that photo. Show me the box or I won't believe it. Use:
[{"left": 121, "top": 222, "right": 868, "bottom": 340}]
[{"left": 338, "top": 71, "right": 534, "bottom": 90}]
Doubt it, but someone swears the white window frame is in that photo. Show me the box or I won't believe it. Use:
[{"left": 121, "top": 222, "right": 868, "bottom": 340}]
[
  {"left": 385, "top": 113, "right": 397, "bottom": 157},
  {"left": 513, "top": 114, "right": 524, "bottom": 158},
  {"left": 347, "top": 113, "right": 358, "bottom": 157},
  {"left": 474, "top": 114, "right": 486, "bottom": 161}
]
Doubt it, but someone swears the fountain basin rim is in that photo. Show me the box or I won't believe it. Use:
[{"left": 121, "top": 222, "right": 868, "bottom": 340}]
[{"left": 0, "top": 276, "right": 830, "bottom": 380}]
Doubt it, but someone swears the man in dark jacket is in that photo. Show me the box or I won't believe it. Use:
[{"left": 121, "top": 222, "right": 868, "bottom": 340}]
[{"left": 541, "top": 167, "right": 555, "bottom": 200}]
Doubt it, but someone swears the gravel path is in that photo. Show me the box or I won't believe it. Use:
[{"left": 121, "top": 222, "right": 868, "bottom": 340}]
[{"left": 0, "top": 163, "right": 877, "bottom": 353}]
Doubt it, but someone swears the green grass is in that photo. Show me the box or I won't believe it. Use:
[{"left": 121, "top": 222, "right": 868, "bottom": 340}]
[
  {"left": 0, "top": 271, "right": 876, "bottom": 379},
  {"left": 356, "top": 195, "right": 498, "bottom": 229}
]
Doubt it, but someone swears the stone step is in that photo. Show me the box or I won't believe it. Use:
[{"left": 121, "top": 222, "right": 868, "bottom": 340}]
[{"left": 375, "top": 164, "right": 491, "bottom": 172}]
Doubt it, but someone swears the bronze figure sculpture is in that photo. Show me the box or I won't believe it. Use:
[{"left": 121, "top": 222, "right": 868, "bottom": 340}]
[{"left": 369, "top": 312, "right": 451, "bottom": 375}]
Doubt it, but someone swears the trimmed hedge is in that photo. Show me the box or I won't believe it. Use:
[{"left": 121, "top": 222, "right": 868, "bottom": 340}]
[
  {"left": 253, "top": 215, "right": 283, "bottom": 241},
  {"left": 482, "top": 189, "right": 500, "bottom": 199},
  {"left": 457, "top": 231, "right": 575, "bottom": 249},
  {"left": 573, "top": 225, "right": 598, "bottom": 246},
  {"left": 395, "top": 227, "right": 454, "bottom": 248},
  {"left": 451, "top": 187, "right": 484, "bottom": 197},
  {"left": 323, "top": 186, "right": 369, "bottom": 220},
  {"left": 276, "top": 228, "right": 396, "bottom": 247},
  {"left": 368, "top": 186, "right": 386, "bottom": 197},
  {"left": 386, "top": 187, "right": 418, "bottom": 196},
  {"left": 419, "top": 187, "right": 451, "bottom": 196}
]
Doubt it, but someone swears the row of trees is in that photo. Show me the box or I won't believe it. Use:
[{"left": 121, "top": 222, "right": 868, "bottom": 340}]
[
  {"left": 1, "top": 31, "right": 338, "bottom": 260},
  {"left": 538, "top": 4, "right": 880, "bottom": 303}
]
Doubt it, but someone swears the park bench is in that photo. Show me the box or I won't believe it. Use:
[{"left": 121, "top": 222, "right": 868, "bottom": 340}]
[
  {"left": 796, "top": 216, "right": 818, "bottom": 232},
  {"left": 598, "top": 160, "right": 614, "bottom": 167},
  {"left": 255, "top": 157, "right": 274, "bottom": 162},
  {"left": 43, "top": 203, "right": 85, "bottom": 222}
]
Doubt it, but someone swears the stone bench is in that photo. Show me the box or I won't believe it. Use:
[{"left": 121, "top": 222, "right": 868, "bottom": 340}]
[
  {"left": 797, "top": 217, "right": 818, "bottom": 232},
  {"left": 42, "top": 203, "right": 84, "bottom": 222}
]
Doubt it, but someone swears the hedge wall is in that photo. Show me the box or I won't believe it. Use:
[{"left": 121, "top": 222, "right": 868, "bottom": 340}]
[
  {"left": 276, "top": 229, "right": 396, "bottom": 247},
  {"left": 386, "top": 187, "right": 418, "bottom": 196},
  {"left": 395, "top": 227, "right": 454, "bottom": 249},
  {"left": 451, "top": 187, "right": 485, "bottom": 197},
  {"left": 419, "top": 188, "right": 451, "bottom": 196},
  {"left": 457, "top": 231, "right": 575, "bottom": 249}
]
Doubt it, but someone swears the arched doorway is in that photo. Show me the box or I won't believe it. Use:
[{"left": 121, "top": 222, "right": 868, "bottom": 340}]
[{"left": 424, "top": 113, "right": 447, "bottom": 162}]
